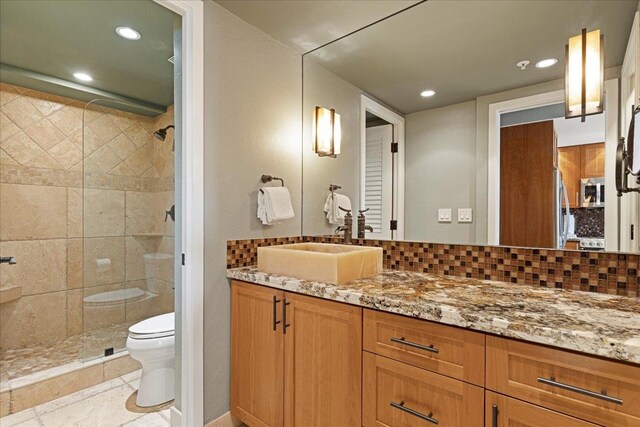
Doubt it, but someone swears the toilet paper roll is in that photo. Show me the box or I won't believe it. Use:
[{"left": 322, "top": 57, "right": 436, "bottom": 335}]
[{"left": 96, "top": 258, "right": 111, "bottom": 273}]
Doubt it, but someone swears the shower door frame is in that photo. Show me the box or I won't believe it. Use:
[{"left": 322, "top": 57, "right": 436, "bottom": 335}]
[{"left": 154, "top": 1, "right": 204, "bottom": 426}]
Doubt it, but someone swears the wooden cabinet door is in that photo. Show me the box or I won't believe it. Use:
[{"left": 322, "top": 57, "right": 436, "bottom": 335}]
[
  {"left": 558, "top": 146, "right": 581, "bottom": 208},
  {"left": 486, "top": 391, "right": 601, "bottom": 427},
  {"left": 231, "top": 281, "right": 284, "bottom": 427},
  {"left": 284, "top": 293, "right": 362, "bottom": 427},
  {"left": 580, "top": 143, "right": 605, "bottom": 178},
  {"left": 500, "top": 121, "right": 556, "bottom": 248}
]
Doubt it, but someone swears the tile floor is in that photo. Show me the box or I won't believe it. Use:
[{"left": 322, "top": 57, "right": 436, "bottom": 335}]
[{"left": 0, "top": 370, "right": 172, "bottom": 427}]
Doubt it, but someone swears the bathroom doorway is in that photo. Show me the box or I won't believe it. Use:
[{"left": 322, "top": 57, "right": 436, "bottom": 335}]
[{"left": 0, "top": 1, "right": 185, "bottom": 424}]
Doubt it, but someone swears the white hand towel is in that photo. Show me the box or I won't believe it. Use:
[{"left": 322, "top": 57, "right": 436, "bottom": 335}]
[
  {"left": 324, "top": 193, "right": 351, "bottom": 225},
  {"left": 258, "top": 187, "right": 295, "bottom": 225}
]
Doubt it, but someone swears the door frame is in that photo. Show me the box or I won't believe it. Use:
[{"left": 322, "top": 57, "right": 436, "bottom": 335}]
[
  {"left": 360, "top": 95, "right": 405, "bottom": 240},
  {"left": 153, "top": 1, "right": 204, "bottom": 426},
  {"left": 487, "top": 90, "right": 565, "bottom": 245},
  {"left": 487, "top": 83, "right": 619, "bottom": 248}
]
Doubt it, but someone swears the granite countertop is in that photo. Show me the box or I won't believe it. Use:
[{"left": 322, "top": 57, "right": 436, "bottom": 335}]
[{"left": 227, "top": 267, "right": 640, "bottom": 364}]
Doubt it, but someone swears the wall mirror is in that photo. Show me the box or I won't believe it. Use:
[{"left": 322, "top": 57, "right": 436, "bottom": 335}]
[
  {"left": 302, "top": 0, "right": 640, "bottom": 253},
  {"left": 629, "top": 106, "right": 640, "bottom": 175}
]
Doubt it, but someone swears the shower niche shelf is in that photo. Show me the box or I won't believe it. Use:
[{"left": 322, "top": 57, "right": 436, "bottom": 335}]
[{"left": 0, "top": 285, "right": 22, "bottom": 304}]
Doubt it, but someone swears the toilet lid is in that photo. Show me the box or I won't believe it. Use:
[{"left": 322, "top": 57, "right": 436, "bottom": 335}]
[{"left": 129, "top": 312, "right": 175, "bottom": 338}]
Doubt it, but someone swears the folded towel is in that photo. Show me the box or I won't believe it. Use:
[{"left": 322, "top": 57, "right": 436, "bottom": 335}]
[
  {"left": 324, "top": 193, "right": 351, "bottom": 225},
  {"left": 258, "top": 187, "right": 295, "bottom": 225}
]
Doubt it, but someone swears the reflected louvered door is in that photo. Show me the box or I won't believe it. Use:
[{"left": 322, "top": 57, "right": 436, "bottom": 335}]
[{"left": 365, "top": 124, "right": 393, "bottom": 239}]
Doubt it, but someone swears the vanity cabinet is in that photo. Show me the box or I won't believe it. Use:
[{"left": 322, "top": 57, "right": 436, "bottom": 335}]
[
  {"left": 230, "top": 281, "right": 362, "bottom": 427},
  {"left": 232, "top": 280, "right": 640, "bottom": 427}
]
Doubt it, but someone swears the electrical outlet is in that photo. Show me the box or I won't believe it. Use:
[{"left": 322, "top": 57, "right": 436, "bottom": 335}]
[
  {"left": 458, "top": 208, "right": 473, "bottom": 223},
  {"left": 438, "top": 208, "right": 452, "bottom": 223}
]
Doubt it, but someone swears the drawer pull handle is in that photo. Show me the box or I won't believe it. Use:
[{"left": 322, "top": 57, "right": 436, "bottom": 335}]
[
  {"left": 537, "top": 377, "right": 623, "bottom": 405},
  {"left": 491, "top": 404, "right": 498, "bottom": 427},
  {"left": 390, "top": 401, "right": 438, "bottom": 424},
  {"left": 390, "top": 337, "right": 439, "bottom": 353}
]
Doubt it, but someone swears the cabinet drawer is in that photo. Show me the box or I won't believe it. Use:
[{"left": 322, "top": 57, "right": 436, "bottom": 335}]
[
  {"left": 363, "top": 309, "right": 485, "bottom": 386},
  {"left": 486, "top": 336, "right": 640, "bottom": 426},
  {"left": 486, "top": 391, "right": 601, "bottom": 427},
  {"left": 363, "top": 352, "right": 483, "bottom": 427}
]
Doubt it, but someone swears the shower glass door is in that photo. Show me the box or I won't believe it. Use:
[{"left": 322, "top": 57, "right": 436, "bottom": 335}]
[{"left": 82, "top": 99, "right": 175, "bottom": 361}]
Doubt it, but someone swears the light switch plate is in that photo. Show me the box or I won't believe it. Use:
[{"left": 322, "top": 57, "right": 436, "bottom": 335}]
[
  {"left": 438, "top": 208, "right": 452, "bottom": 223},
  {"left": 458, "top": 208, "right": 473, "bottom": 223}
]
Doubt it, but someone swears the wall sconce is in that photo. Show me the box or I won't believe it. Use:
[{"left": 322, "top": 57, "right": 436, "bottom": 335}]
[
  {"left": 565, "top": 28, "right": 604, "bottom": 122},
  {"left": 313, "top": 106, "right": 341, "bottom": 157}
]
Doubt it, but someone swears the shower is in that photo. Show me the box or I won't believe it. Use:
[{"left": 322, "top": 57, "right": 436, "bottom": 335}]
[{"left": 154, "top": 125, "right": 175, "bottom": 151}]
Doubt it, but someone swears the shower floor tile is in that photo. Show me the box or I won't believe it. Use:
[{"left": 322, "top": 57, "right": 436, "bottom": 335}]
[
  {"left": 1, "top": 323, "right": 129, "bottom": 383},
  {"left": 0, "top": 335, "right": 81, "bottom": 383}
]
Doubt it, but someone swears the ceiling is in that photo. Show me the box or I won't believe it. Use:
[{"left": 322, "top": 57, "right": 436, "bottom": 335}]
[
  {"left": 215, "top": 0, "right": 420, "bottom": 53},
  {"left": 0, "top": 0, "right": 176, "bottom": 114},
  {"left": 305, "top": 0, "right": 638, "bottom": 114}
]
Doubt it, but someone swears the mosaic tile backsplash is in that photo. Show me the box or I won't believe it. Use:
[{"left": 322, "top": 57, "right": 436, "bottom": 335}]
[
  {"left": 227, "top": 236, "right": 639, "bottom": 297},
  {"left": 571, "top": 207, "right": 605, "bottom": 238}
]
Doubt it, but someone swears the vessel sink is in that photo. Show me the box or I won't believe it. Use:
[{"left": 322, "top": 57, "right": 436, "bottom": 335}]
[{"left": 257, "top": 243, "right": 383, "bottom": 285}]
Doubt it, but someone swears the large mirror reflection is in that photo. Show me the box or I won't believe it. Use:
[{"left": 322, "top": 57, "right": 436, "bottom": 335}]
[{"left": 302, "top": 0, "right": 640, "bottom": 253}]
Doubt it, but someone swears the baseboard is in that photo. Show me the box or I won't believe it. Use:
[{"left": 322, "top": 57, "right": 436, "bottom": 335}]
[
  {"left": 170, "top": 406, "right": 182, "bottom": 427},
  {"left": 205, "top": 411, "right": 244, "bottom": 427}
]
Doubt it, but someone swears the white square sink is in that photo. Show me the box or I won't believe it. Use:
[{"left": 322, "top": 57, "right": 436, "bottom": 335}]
[{"left": 257, "top": 243, "right": 383, "bottom": 285}]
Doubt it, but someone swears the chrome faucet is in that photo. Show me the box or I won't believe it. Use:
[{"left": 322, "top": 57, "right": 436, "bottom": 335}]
[
  {"left": 335, "top": 207, "right": 353, "bottom": 244},
  {"left": 357, "top": 209, "right": 373, "bottom": 238}
]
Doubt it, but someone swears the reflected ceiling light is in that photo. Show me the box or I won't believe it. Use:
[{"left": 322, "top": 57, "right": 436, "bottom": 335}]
[
  {"left": 420, "top": 90, "right": 436, "bottom": 97},
  {"left": 73, "top": 72, "right": 93, "bottom": 82},
  {"left": 116, "top": 26, "right": 141, "bottom": 40},
  {"left": 535, "top": 58, "right": 558, "bottom": 68},
  {"left": 566, "top": 28, "right": 604, "bottom": 122},
  {"left": 313, "top": 106, "right": 341, "bottom": 157}
]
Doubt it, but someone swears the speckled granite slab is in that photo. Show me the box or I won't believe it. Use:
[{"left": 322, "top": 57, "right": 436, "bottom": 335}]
[{"left": 227, "top": 267, "right": 640, "bottom": 364}]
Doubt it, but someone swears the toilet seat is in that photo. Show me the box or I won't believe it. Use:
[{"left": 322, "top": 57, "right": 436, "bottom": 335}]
[{"left": 128, "top": 312, "right": 175, "bottom": 340}]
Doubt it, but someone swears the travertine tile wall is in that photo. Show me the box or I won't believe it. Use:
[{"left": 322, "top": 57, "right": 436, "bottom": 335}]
[
  {"left": 0, "top": 83, "right": 174, "bottom": 354},
  {"left": 227, "top": 236, "right": 639, "bottom": 297}
]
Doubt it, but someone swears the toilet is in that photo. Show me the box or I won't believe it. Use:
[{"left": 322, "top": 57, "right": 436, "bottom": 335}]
[{"left": 126, "top": 312, "right": 175, "bottom": 407}]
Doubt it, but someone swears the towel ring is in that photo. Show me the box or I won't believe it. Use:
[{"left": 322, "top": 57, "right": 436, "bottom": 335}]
[
  {"left": 329, "top": 184, "right": 341, "bottom": 199},
  {"left": 260, "top": 175, "right": 284, "bottom": 194}
]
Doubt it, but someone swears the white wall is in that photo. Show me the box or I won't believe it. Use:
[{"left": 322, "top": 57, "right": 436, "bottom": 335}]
[
  {"left": 203, "top": 1, "right": 301, "bottom": 422},
  {"left": 405, "top": 101, "right": 476, "bottom": 243}
]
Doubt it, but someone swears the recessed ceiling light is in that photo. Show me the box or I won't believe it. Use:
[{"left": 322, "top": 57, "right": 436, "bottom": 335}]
[
  {"left": 116, "top": 26, "right": 141, "bottom": 40},
  {"left": 73, "top": 72, "right": 93, "bottom": 82},
  {"left": 535, "top": 58, "right": 558, "bottom": 68},
  {"left": 420, "top": 90, "right": 436, "bottom": 97}
]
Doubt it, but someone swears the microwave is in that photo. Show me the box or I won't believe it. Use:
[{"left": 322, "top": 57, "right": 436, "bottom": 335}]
[{"left": 580, "top": 177, "right": 605, "bottom": 208}]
